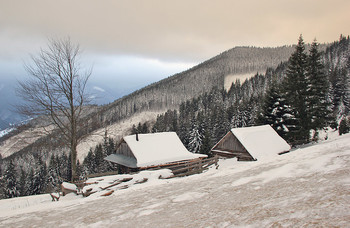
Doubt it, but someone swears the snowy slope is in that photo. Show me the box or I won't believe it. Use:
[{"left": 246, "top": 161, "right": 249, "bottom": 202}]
[
  {"left": 0, "top": 133, "right": 349, "bottom": 227},
  {"left": 0, "top": 125, "right": 54, "bottom": 158},
  {"left": 0, "top": 110, "right": 163, "bottom": 161},
  {"left": 76, "top": 110, "right": 165, "bottom": 162}
]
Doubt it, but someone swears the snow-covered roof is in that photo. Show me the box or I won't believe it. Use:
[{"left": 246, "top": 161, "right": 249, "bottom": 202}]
[
  {"left": 231, "top": 125, "right": 291, "bottom": 160},
  {"left": 106, "top": 132, "right": 207, "bottom": 168}
]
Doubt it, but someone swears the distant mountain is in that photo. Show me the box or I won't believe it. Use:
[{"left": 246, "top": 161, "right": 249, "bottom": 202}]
[
  {"left": 0, "top": 118, "right": 8, "bottom": 130},
  {"left": 95, "top": 46, "right": 297, "bottom": 126},
  {"left": 0, "top": 42, "right": 337, "bottom": 165},
  {"left": 0, "top": 80, "right": 23, "bottom": 130}
]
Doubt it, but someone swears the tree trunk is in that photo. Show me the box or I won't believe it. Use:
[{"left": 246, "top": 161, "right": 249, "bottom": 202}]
[{"left": 71, "top": 140, "right": 77, "bottom": 182}]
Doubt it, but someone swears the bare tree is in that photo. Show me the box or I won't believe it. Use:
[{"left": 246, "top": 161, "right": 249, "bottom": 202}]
[{"left": 16, "top": 38, "right": 92, "bottom": 181}]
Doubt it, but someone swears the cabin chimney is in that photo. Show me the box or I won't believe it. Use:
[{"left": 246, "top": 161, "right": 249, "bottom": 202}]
[{"left": 136, "top": 133, "right": 139, "bottom": 141}]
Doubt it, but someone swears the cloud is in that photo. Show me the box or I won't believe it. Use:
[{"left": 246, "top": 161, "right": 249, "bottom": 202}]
[
  {"left": 1, "top": 0, "right": 349, "bottom": 62},
  {"left": 93, "top": 86, "right": 105, "bottom": 93}
]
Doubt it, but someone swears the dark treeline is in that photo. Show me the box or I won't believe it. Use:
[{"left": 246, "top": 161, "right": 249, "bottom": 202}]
[{"left": 0, "top": 134, "right": 117, "bottom": 199}]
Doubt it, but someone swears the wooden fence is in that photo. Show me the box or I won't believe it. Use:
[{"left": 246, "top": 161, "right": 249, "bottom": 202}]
[
  {"left": 155, "top": 155, "right": 219, "bottom": 177},
  {"left": 85, "top": 155, "right": 219, "bottom": 179}
]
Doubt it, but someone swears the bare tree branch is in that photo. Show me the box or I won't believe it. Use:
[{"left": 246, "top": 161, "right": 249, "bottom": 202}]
[{"left": 16, "top": 37, "right": 92, "bottom": 181}]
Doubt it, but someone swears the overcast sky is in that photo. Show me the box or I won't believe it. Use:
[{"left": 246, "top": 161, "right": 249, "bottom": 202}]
[{"left": 1, "top": 0, "right": 350, "bottom": 104}]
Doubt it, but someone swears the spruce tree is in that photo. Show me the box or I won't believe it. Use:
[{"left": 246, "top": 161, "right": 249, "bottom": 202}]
[
  {"left": 31, "top": 158, "right": 48, "bottom": 195},
  {"left": 47, "top": 155, "right": 60, "bottom": 192},
  {"left": 94, "top": 144, "right": 104, "bottom": 173},
  {"left": 18, "top": 168, "right": 27, "bottom": 196},
  {"left": 283, "top": 35, "right": 310, "bottom": 144},
  {"left": 335, "top": 68, "right": 350, "bottom": 116},
  {"left": 3, "top": 160, "right": 19, "bottom": 198},
  {"left": 199, "top": 129, "right": 212, "bottom": 157},
  {"left": 83, "top": 148, "right": 95, "bottom": 175},
  {"left": 257, "top": 80, "right": 294, "bottom": 138},
  {"left": 188, "top": 116, "right": 203, "bottom": 153},
  {"left": 100, "top": 132, "right": 114, "bottom": 173},
  {"left": 231, "top": 108, "right": 250, "bottom": 128},
  {"left": 339, "top": 117, "right": 350, "bottom": 135},
  {"left": 307, "top": 40, "right": 333, "bottom": 139},
  {"left": 25, "top": 168, "right": 34, "bottom": 196},
  {"left": 59, "top": 153, "right": 70, "bottom": 181}
]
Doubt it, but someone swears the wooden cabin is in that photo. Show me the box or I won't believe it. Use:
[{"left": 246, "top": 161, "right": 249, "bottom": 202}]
[
  {"left": 105, "top": 132, "right": 207, "bottom": 173},
  {"left": 211, "top": 125, "right": 291, "bottom": 161}
]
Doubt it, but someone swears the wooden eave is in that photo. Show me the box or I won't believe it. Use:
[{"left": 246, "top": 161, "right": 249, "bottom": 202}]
[{"left": 211, "top": 149, "right": 254, "bottom": 159}]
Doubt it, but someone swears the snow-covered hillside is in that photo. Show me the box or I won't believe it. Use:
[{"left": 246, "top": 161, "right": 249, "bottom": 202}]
[
  {"left": 0, "top": 125, "right": 54, "bottom": 159},
  {"left": 0, "top": 133, "right": 349, "bottom": 227},
  {"left": 0, "top": 110, "right": 163, "bottom": 161},
  {"left": 76, "top": 110, "right": 165, "bottom": 161}
]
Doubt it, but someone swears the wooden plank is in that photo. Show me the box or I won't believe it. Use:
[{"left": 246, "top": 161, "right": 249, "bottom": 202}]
[
  {"left": 171, "top": 156, "right": 218, "bottom": 175},
  {"left": 212, "top": 150, "right": 253, "bottom": 159},
  {"left": 101, "top": 190, "right": 114, "bottom": 196},
  {"left": 100, "top": 177, "right": 133, "bottom": 190},
  {"left": 141, "top": 158, "right": 203, "bottom": 170}
]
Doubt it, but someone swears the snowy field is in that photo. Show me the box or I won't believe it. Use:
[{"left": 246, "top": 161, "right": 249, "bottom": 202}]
[{"left": 0, "top": 132, "right": 349, "bottom": 227}]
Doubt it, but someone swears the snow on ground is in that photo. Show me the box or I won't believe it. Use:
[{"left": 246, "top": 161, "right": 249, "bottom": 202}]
[
  {"left": 82, "top": 169, "right": 174, "bottom": 197},
  {"left": 0, "top": 133, "right": 349, "bottom": 227}
]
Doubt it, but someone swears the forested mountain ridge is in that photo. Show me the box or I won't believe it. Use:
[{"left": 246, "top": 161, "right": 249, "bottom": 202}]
[
  {"left": 0, "top": 45, "right": 296, "bottom": 162},
  {"left": 148, "top": 36, "right": 350, "bottom": 155},
  {"left": 1, "top": 36, "right": 350, "bottom": 199},
  {"left": 96, "top": 46, "right": 296, "bottom": 125}
]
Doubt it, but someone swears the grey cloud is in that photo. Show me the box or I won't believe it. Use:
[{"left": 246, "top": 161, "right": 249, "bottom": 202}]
[{"left": 1, "top": 0, "right": 349, "bottom": 62}]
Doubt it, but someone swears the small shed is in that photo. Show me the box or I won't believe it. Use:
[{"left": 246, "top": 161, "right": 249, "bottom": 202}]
[
  {"left": 211, "top": 125, "right": 291, "bottom": 161},
  {"left": 105, "top": 132, "right": 207, "bottom": 173}
]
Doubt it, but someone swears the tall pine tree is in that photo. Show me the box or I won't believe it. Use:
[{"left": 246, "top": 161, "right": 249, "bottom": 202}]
[
  {"left": 188, "top": 116, "right": 203, "bottom": 153},
  {"left": 257, "top": 79, "right": 294, "bottom": 139},
  {"left": 283, "top": 35, "right": 310, "bottom": 144},
  {"left": 307, "top": 40, "right": 333, "bottom": 139},
  {"left": 3, "top": 160, "right": 19, "bottom": 198},
  {"left": 31, "top": 157, "right": 48, "bottom": 195}
]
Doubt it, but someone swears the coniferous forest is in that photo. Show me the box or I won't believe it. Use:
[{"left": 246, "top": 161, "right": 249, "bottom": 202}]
[
  {"left": 150, "top": 35, "right": 350, "bottom": 153},
  {"left": 1, "top": 35, "right": 350, "bottom": 199}
]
